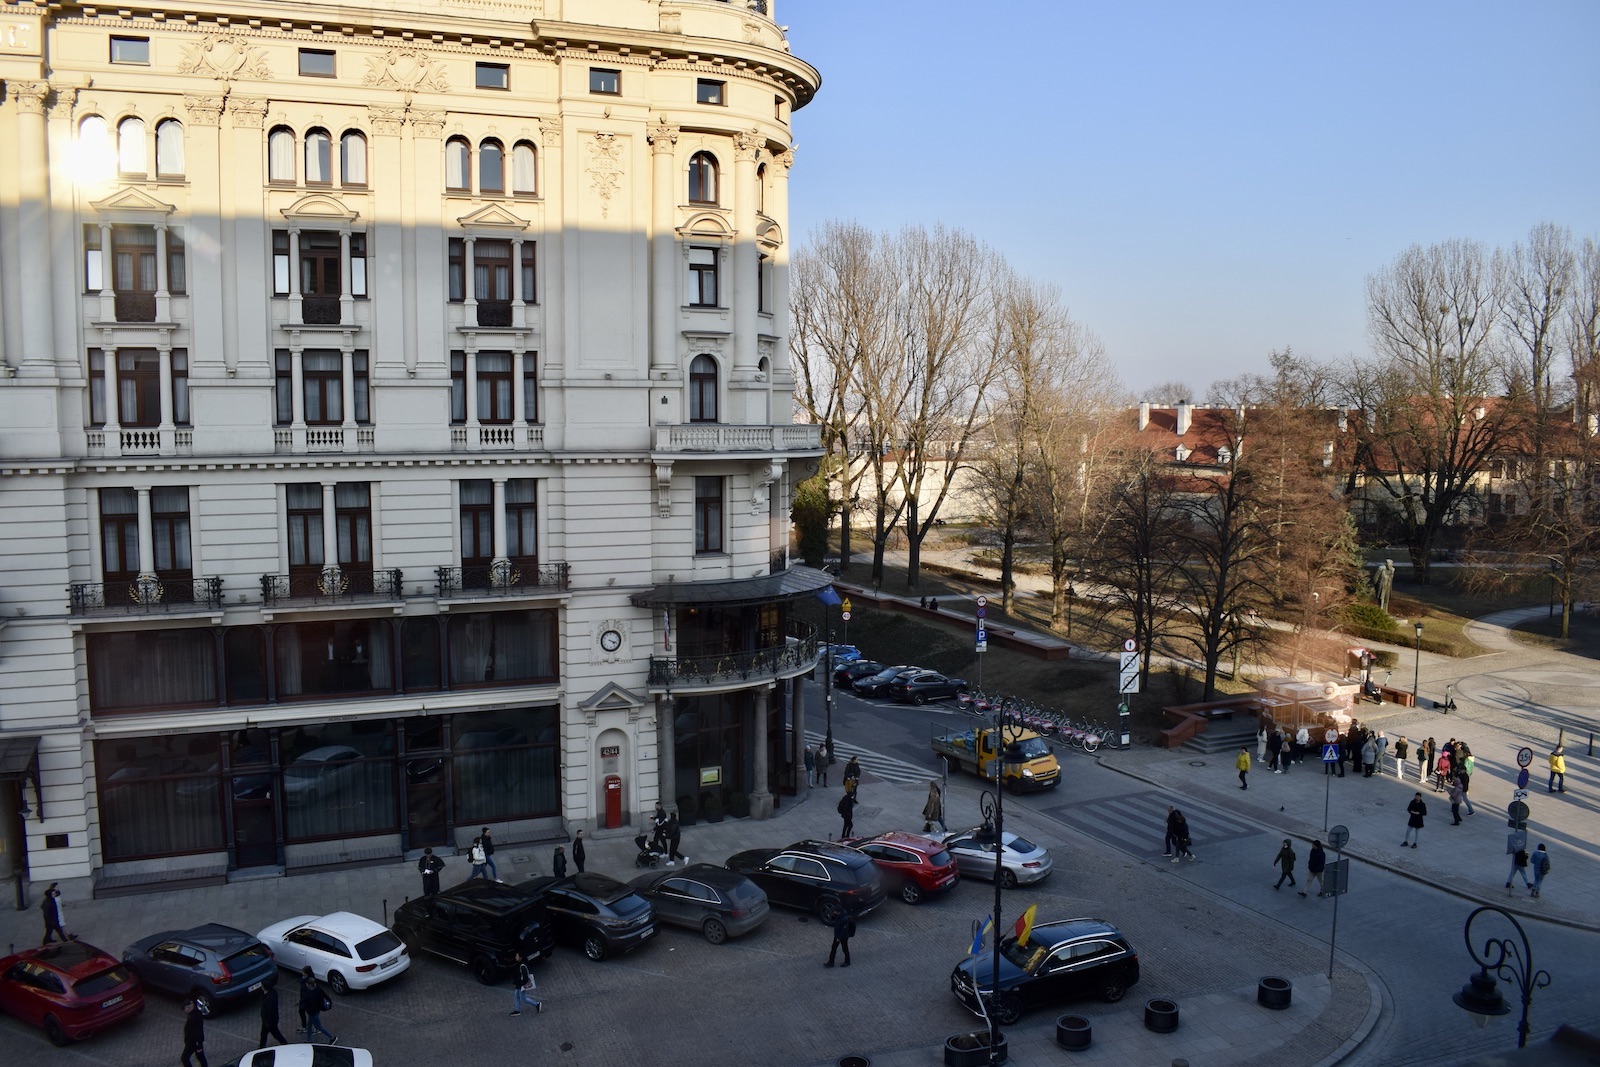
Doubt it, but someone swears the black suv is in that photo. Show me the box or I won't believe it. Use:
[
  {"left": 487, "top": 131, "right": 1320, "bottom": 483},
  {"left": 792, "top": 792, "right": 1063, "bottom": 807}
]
[
  {"left": 391, "top": 881, "right": 554, "bottom": 984},
  {"left": 950, "top": 917, "right": 1139, "bottom": 1024},
  {"left": 517, "top": 874, "right": 657, "bottom": 962},
  {"left": 725, "top": 840, "right": 886, "bottom": 922}
]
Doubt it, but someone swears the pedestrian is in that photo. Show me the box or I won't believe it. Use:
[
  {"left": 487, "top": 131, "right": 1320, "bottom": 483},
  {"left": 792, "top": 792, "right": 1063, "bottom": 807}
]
[
  {"left": 181, "top": 999, "right": 209, "bottom": 1067},
  {"left": 1403, "top": 792, "right": 1427, "bottom": 848},
  {"left": 298, "top": 966, "right": 335, "bottom": 1045},
  {"left": 1300, "top": 840, "right": 1327, "bottom": 898},
  {"left": 666, "top": 811, "right": 686, "bottom": 865},
  {"left": 40, "top": 883, "right": 69, "bottom": 945},
  {"left": 479, "top": 828, "right": 499, "bottom": 880},
  {"left": 1361, "top": 735, "right": 1377, "bottom": 778},
  {"left": 1236, "top": 746, "right": 1252, "bottom": 790},
  {"left": 1423, "top": 738, "right": 1437, "bottom": 786},
  {"left": 1256, "top": 724, "right": 1269, "bottom": 763},
  {"left": 650, "top": 802, "right": 670, "bottom": 851},
  {"left": 1548, "top": 747, "right": 1567, "bottom": 793},
  {"left": 1394, "top": 736, "right": 1410, "bottom": 779},
  {"left": 468, "top": 836, "right": 489, "bottom": 880},
  {"left": 1272, "top": 839, "right": 1297, "bottom": 890},
  {"left": 1529, "top": 843, "right": 1551, "bottom": 898},
  {"left": 1293, "top": 725, "right": 1309, "bottom": 765},
  {"left": 572, "top": 830, "right": 587, "bottom": 873},
  {"left": 816, "top": 745, "right": 829, "bottom": 787},
  {"left": 843, "top": 755, "right": 862, "bottom": 794},
  {"left": 510, "top": 952, "right": 543, "bottom": 1015},
  {"left": 552, "top": 845, "right": 568, "bottom": 879},
  {"left": 1266, "top": 728, "right": 1283, "bottom": 772},
  {"left": 1447, "top": 778, "right": 1466, "bottom": 824},
  {"left": 1375, "top": 732, "right": 1389, "bottom": 776},
  {"left": 1173, "top": 810, "right": 1195, "bottom": 861},
  {"left": 919, "top": 596, "right": 927, "bottom": 609},
  {"left": 1434, "top": 748, "right": 1452, "bottom": 793},
  {"left": 804, "top": 745, "right": 816, "bottom": 786},
  {"left": 417, "top": 847, "right": 444, "bottom": 895},
  {"left": 837, "top": 791, "right": 857, "bottom": 839},
  {"left": 1163, "top": 806, "right": 1181, "bottom": 857},
  {"left": 258, "top": 983, "right": 287, "bottom": 1047},
  {"left": 923, "top": 780, "right": 947, "bottom": 833},
  {"left": 1458, "top": 750, "right": 1477, "bottom": 816},
  {"left": 823, "top": 910, "right": 855, "bottom": 967},
  {"left": 929, "top": 596, "right": 939, "bottom": 611},
  {"left": 1506, "top": 845, "right": 1532, "bottom": 891}
]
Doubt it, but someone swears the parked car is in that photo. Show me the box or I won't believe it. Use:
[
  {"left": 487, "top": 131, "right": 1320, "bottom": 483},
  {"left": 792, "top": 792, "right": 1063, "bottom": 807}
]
[
  {"left": 950, "top": 917, "right": 1140, "bottom": 1024},
  {"left": 122, "top": 924, "right": 277, "bottom": 1013},
  {"left": 725, "top": 840, "right": 887, "bottom": 922},
  {"left": 0, "top": 941, "right": 144, "bottom": 1046},
  {"left": 840, "top": 831, "right": 960, "bottom": 904},
  {"left": 833, "top": 659, "right": 887, "bottom": 689},
  {"left": 517, "top": 873, "right": 657, "bottom": 961},
  {"left": 223, "top": 1044, "right": 374, "bottom": 1067},
  {"left": 939, "top": 826, "right": 1053, "bottom": 888},
  {"left": 852, "top": 665, "right": 924, "bottom": 698},
  {"left": 391, "top": 880, "right": 555, "bottom": 984},
  {"left": 820, "top": 643, "right": 862, "bottom": 669},
  {"left": 889, "top": 671, "right": 969, "bottom": 705},
  {"left": 256, "top": 912, "right": 409, "bottom": 994},
  {"left": 629, "top": 863, "right": 771, "bottom": 944}
]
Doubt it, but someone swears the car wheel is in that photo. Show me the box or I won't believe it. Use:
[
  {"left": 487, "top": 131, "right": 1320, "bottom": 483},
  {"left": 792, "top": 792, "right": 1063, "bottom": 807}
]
[
  {"left": 469, "top": 956, "right": 500, "bottom": 985},
  {"left": 816, "top": 897, "right": 845, "bottom": 924},
  {"left": 43, "top": 1014, "right": 70, "bottom": 1047},
  {"left": 189, "top": 990, "right": 215, "bottom": 1017},
  {"left": 702, "top": 918, "right": 729, "bottom": 945},
  {"left": 913, "top": 692, "right": 928, "bottom": 706},
  {"left": 900, "top": 882, "right": 923, "bottom": 905},
  {"left": 327, "top": 970, "right": 350, "bottom": 996},
  {"left": 1000, "top": 868, "right": 1018, "bottom": 890},
  {"left": 1102, "top": 977, "right": 1128, "bottom": 1003},
  {"left": 994, "top": 992, "right": 1024, "bottom": 1026},
  {"left": 583, "top": 934, "right": 608, "bottom": 962}
]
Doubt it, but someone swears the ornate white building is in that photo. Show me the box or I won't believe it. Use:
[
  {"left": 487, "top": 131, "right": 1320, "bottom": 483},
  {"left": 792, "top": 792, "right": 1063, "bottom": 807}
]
[{"left": 0, "top": 0, "right": 823, "bottom": 893}]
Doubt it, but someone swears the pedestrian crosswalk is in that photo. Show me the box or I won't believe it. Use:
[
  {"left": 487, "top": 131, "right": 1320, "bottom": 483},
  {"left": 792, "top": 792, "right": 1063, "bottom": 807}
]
[
  {"left": 1041, "top": 790, "right": 1266, "bottom": 859},
  {"left": 804, "top": 731, "right": 936, "bottom": 786}
]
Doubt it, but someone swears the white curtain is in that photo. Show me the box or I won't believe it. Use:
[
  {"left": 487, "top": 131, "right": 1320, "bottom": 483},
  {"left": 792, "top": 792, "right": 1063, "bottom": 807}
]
[
  {"left": 341, "top": 131, "right": 367, "bottom": 186},
  {"left": 512, "top": 143, "right": 536, "bottom": 194},
  {"left": 305, "top": 131, "right": 331, "bottom": 183},
  {"left": 156, "top": 119, "right": 184, "bottom": 176},
  {"left": 268, "top": 129, "right": 295, "bottom": 181},
  {"left": 118, "top": 117, "right": 146, "bottom": 175}
]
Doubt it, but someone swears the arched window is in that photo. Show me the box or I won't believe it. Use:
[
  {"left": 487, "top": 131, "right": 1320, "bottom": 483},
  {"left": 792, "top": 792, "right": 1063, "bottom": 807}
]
[
  {"left": 340, "top": 131, "right": 367, "bottom": 187},
  {"left": 117, "top": 117, "right": 147, "bottom": 175},
  {"left": 756, "top": 162, "right": 766, "bottom": 214},
  {"left": 688, "top": 151, "right": 719, "bottom": 204},
  {"left": 689, "top": 354, "right": 719, "bottom": 422},
  {"left": 268, "top": 126, "right": 296, "bottom": 182},
  {"left": 78, "top": 115, "right": 114, "bottom": 182},
  {"left": 304, "top": 128, "right": 332, "bottom": 184},
  {"left": 479, "top": 139, "right": 504, "bottom": 194},
  {"left": 155, "top": 119, "right": 185, "bottom": 178},
  {"left": 512, "top": 141, "right": 537, "bottom": 195},
  {"left": 445, "top": 137, "right": 471, "bottom": 192}
]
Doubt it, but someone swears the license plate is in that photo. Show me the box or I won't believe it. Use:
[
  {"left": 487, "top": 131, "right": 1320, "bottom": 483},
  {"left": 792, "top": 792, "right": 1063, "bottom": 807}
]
[
  {"left": 381, "top": 957, "right": 398, "bottom": 968},
  {"left": 249, "top": 981, "right": 264, "bottom": 992},
  {"left": 101, "top": 995, "right": 124, "bottom": 1008}
]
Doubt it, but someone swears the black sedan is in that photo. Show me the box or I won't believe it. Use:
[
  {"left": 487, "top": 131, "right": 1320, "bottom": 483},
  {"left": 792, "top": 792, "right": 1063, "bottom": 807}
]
[
  {"left": 890, "top": 672, "right": 969, "bottom": 705},
  {"left": 725, "top": 840, "right": 886, "bottom": 922},
  {"left": 951, "top": 917, "right": 1140, "bottom": 1024},
  {"left": 122, "top": 924, "right": 278, "bottom": 1013},
  {"left": 852, "top": 665, "right": 924, "bottom": 698},
  {"left": 517, "top": 874, "right": 656, "bottom": 961},
  {"left": 833, "top": 659, "right": 887, "bottom": 689},
  {"left": 629, "top": 864, "right": 770, "bottom": 944}
]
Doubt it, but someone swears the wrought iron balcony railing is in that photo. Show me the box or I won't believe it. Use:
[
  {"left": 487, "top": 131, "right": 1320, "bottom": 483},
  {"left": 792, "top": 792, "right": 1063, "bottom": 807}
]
[
  {"left": 68, "top": 576, "right": 223, "bottom": 615},
  {"left": 435, "top": 562, "right": 570, "bottom": 598},
  {"left": 260, "top": 568, "right": 403, "bottom": 604},
  {"left": 647, "top": 621, "right": 818, "bottom": 687}
]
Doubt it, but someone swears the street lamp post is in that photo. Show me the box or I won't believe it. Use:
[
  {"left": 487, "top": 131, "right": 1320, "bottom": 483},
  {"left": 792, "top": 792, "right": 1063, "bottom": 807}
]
[
  {"left": 1453, "top": 905, "right": 1552, "bottom": 1048},
  {"left": 1412, "top": 621, "right": 1423, "bottom": 703}
]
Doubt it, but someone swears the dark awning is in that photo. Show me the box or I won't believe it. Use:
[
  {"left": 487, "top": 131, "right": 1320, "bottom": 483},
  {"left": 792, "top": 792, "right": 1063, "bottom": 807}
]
[
  {"left": 631, "top": 565, "right": 836, "bottom": 609},
  {"left": 0, "top": 735, "right": 41, "bottom": 781}
]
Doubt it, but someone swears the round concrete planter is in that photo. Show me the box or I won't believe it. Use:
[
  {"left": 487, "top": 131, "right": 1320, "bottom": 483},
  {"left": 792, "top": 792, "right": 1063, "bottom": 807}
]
[
  {"left": 1055, "top": 1014, "right": 1092, "bottom": 1050},
  {"left": 944, "top": 1030, "right": 1008, "bottom": 1066},
  {"left": 1258, "top": 976, "right": 1293, "bottom": 1010},
  {"left": 1144, "top": 998, "right": 1181, "bottom": 1033},
  {"left": 838, "top": 1057, "right": 871, "bottom": 1067}
]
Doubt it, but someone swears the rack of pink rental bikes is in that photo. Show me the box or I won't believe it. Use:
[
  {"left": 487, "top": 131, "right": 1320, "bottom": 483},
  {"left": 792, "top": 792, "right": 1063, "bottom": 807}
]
[{"left": 956, "top": 690, "right": 1110, "bottom": 753}]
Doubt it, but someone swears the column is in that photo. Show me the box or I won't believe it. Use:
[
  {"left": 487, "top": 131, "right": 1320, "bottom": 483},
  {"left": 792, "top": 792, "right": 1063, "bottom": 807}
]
[
  {"left": 404, "top": 108, "right": 447, "bottom": 376},
  {"left": 749, "top": 685, "right": 774, "bottom": 819},
  {"left": 340, "top": 346, "right": 357, "bottom": 451},
  {"left": 512, "top": 350, "right": 527, "bottom": 425},
  {"left": 320, "top": 482, "right": 341, "bottom": 586},
  {"left": 770, "top": 149, "right": 795, "bottom": 374},
  {"left": 183, "top": 94, "right": 226, "bottom": 374},
  {"left": 224, "top": 97, "right": 270, "bottom": 376},
  {"left": 511, "top": 237, "right": 526, "bottom": 329},
  {"left": 647, "top": 122, "right": 679, "bottom": 377},
  {"left": 538, "top": 119, "right": 565, "bottom": 447},
  {"left": 791, "top": 676, "right": 807, "bottom": 793},
  {"left": 47, "top": 86, "right": 80, "bottom": 376},
  {"left": 104, "top": 347, "right": 122, "bottom": 440},
  {"left": 338, "top": 229, "right": 354, "bottom": 325},
  {"left": 154, "top": 222, "right": 171, "bottom": 322},
  {"left": 657, "top": 695, "right": 678, "bottom": 816},
  {"left": 368, "top": 106, "right": 407, "bottom": 376},
  {"left": 731, "top": 131, "right": 760, "bottom": 376},
  {"left": 463, "top": 236, "right": 477, "bottom": 325},
  {"left": 157, "top": 345, "right": 175, "bottom": 453},
  {"left": 464, "top": 347, "right": 479, "bottom": 438},
  {"left": 287, "top": 228, "right": 303, "bottom": 325},
  {"left": 134, "top": 486, "right": 159, "bottom": 602},
  {"left": 98, "top": 222, "right": 115, "bottom": 322},
  {"left": 490, "top": 477, "right": 509, "bottom": 582},
  {"left": 10, "top": 82, "right": 54, "bottom": 373},
  {"left": 289, "top": 348, "right": 306, "bottom": 430}
]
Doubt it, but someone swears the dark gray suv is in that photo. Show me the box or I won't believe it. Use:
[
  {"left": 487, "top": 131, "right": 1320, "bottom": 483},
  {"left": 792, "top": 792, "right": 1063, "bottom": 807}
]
[{"left": 122, "top": 924, "right": 277, "bottom": 1013}]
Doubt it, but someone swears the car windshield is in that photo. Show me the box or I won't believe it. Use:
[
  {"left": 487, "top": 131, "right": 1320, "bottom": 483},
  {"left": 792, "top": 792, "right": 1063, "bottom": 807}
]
[
  {"left": 224, "top": 943, "right": 271, "bottom": 967},
  {"left": 929, "top": 849, "right": 954, "bottom": 866},
  {"left": 74, "top": 964, "right": 132, "bottom": 997},
  {"left": 355, "top": 930, "right": 402, "bottom": 959},
  {"left": 1007, "top": 738, "right": 1051, "bottom": 760},
  {"left": 1007, "top": 836, "right": 1039, "bottom": 854},
  {"left": 999, "top": 937, "right": 1050, "bottom": 974}
]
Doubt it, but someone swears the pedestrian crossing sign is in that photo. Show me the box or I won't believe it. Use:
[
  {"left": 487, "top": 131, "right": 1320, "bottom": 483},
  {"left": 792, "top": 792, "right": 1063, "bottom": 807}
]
[{"left": 1321, "top": 744, "right": 1340, "bottom": 763}]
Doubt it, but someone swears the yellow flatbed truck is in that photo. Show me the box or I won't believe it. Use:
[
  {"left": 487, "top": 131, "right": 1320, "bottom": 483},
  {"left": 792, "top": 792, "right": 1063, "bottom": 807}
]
[{"left": 931, "top": 727, "right": 1060, "bottom": 792}]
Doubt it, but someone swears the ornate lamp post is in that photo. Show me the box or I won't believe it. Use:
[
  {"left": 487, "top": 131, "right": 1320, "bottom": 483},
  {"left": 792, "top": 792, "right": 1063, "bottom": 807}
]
[
  {"left": 982, "top": 707, "right": 1027, "bottom": 1065},
  {"left": 1452, "top": 905, "right": 1551, "bottom": 1048}
]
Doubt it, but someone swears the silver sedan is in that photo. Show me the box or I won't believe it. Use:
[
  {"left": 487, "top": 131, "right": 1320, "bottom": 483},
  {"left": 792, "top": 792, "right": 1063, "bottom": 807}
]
[{"left": 938, "top": 827, "right": 1053, "bottom": 889}]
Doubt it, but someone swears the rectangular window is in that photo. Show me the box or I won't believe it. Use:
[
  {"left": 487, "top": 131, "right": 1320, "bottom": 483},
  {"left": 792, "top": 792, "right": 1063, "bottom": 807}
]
[
  {"left": 448, "top": 238, "right": 465, "bottom": 303},
  {"left": 476, "top": 63, "right": 509, "bottom": 90},
  {"left": 589, "top": 67, "right": 620, "bottom": 95},
  {"left": 171, "top": 349, "right": 189, "bottom": 427},
  {"left": 84, "top": 225, "right": 103, "bottom": 291},
  {"left": 110, "top": 36, "right": 150, "bottom": 65},
  {"left": 274, "top": 623, "right": 393, "bottom": 706},
  {"left": 450, "top": 351, "right": 467, "bottom": 425},
  {"left": 298, "top": 49, "right": 336, "bottom": 78},
  {"left": 451, "top": 707, "right": 560, "bottom": 820},
  {"left": 286, "top": 483, "right": 324, "bottom": 574},
  {"left": 350, "top": 233, "right": 368, "bottom": 298},
  {"left": 167, "top": 227, "right": 186, "bottom": 295},
  {"left": 88, "top": 634, "right": 217, "bottom": 716},
  {"left": 697, "top": 79, "right": 726, "bottom": 106},
  {"left": 520, "top": 242, "right": 537, "bottom": 304},
  {"left": 274, "top": 349, "right": 293, "bottom": 425},
  {"left": 775, "top": 94, "right": 784, "bottom": 121},
  {"left": 694, "top": 476, "right": 724, "bottom": 554},
  {"left": 758, "top": 252, "right": 770, "bottom": 313},
  {"left": 523, "top": 353, "right": 538, "bottom": 423},
  {"left": 100, "top": 488, "right": 139, "bottom": 580},
  {"left": 459, "top": 480, "right": 493, "bottom": 566},
  {"left": 150, "top": 486, "right": 192, "bottom": 580},
  {"left": 272, "top": 231, "right": 291, "bottom": 295},
  {"left": 477, "top": 352, "right": 513, "bottom": 423},
  {"left": 299, "top": 231, "right": 341, "bottom": 297},
  {"left": 94, "top": 735, "right": 225, "bottom": 857},
  {"left": 507, "top": 479, "right": 537, "bottom": 563},
  {"left": 89, "top": 349, "right": 106, "bottom": 427},
  {"left": 447, "top": 611, "right": 556, "bottom": 687},
  {"left": 116, "top": 348, "right": 161, "bottom": 427},
  {"left": 335, "top": 483, "right": 372, "bottom": 573},
  {"left": 689, "top": 246, "right": 719, "bottom": 307},
  {"left": 302, "top": 350, "right": 342, "bottom": 425},
  {"left": 474, "top": 240, "right": 512, "bottom": 305},
  {"left": 353, "top": 350, "right": 370, "bottom": 425},
  {"left": 112, "top": 225, "right": 158, "bottom": 294}
]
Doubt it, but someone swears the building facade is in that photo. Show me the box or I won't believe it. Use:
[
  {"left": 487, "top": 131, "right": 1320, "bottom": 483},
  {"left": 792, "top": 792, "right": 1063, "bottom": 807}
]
[{"left": 0, "top": 0, "right": 823, "bottom": 891}]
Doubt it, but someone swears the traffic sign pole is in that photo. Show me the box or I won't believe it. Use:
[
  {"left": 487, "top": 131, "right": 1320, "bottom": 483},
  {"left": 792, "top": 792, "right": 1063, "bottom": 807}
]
[{"left": 974, "top": 596, "right": 987, "bottom": 690}]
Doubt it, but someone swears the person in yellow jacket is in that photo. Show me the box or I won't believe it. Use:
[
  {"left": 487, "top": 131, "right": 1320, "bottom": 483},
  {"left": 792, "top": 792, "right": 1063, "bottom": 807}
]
[
  {"left": 1236, "top": 747, "right": 1252, "bottom": 790},
  {"left": 1548, "top": 747, "right": 1566, "bottom": 793}
]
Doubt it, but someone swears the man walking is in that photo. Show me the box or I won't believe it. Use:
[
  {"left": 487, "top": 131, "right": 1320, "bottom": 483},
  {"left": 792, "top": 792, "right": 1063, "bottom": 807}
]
[
  {"left": 824, "top": 911, "right": 854, "bottom": 967},
  {"left": 1506, "top": 845, "right": 1532, "bottom": 892},
  {"left": 479, "top": 828, "right": 499, "bottom": 880},
  {"left": 1549, "top": 747, "right": 1567, "bottom": 793},
  {"left": 40, "top": 883, "right": 69, "bottom": 945},
  {"left": 1394, "top": 736, "right": 1410, "bottom": 779},
  {"left": 1447, "top": 778, "right": 1466, "bottom": 825},
  {"left": 1457, "top": 748, "right": 1477, "bottom": 815},
  {"left": 1403, "top": 792, "right": 1427, "bottom": 848},
  {"left": 1299, "top": 840, "right": 1326, "bottom": 898},
  {"left": 1266, "top": 728, "right": 1283, "bottom": 773},
  {"left": 572, "top": 830, "right": 587, "bottom": 873},
  {"left": 1236, "top": 747, "right": 1252, "bottom": 790},
  {"left": 510, "top": 952, "right": 543, "bottom": 1015},
  {"left": 665, "top": 811, "right": 686, "bottom": 866},
  {"left": 468, "top": 836, "right": 489, "bottom": 880},
  {"left": 837, "top": 791, "right": 857, "bottom": 839},
  {"left": 181, "top": 999, "right": 209, "bottom": 1067},
  {"left": 258, "top": 983, "right": 287, "bottom": 1047},
  {"left": 1172, "top": 811, "right": 1195, "bottom": 861},
  {"left": 804, "top": 745, "right": 816, "bottom": 786},
  {"left": 298, "top": 966, "right": 336, "bottom": 1045},
  {"left": 1529, "top": 843, "right": 1551, "bottom": 898},
  {"left": 1163, "top": 806, "right": 1182, "bottom": 858},
  {"left": 1272, "top": 839, "right": 1297, "bottom": 890},
  {"left": 417, "top": 847, "right": 444, "bottom": 896}
]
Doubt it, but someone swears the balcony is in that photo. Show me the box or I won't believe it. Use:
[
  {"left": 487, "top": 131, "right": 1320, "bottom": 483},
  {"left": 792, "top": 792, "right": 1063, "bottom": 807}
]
[
  {"left": 435, "top": 562, "right": 569, "bottom": 599},
  {"left": 653, "top": 423, "right": 822, "bottom": 454},
  {"left": 475, "top": 300, "right": 513, "bottom": 327},
  {"left": 273, "top": 427, "right": 375, "bottom": 454},
  {"left": 69, "top": 576, "right": 223, "bottom": 616},
  {"left": 260, "top": 568, "right": 403, "bottom": 606},
  {"left": 449, "top": 424, "right": 544, "bottom": 451},
  {"left": 647, "top": 621, "right": 818, "bottom": 690},
  {"left": 301, "top": 295, "right": 342, "bottom": 325},
  {"left": 114, "top": 291, "right": 157, "bottom": 323},
  {"left": 86, "top": 428, "right": 195, "bottom": 459}
]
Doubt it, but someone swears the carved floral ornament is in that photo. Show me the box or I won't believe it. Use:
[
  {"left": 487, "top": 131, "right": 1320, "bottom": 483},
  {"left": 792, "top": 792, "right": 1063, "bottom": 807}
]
[
  {"left": 178, "top": 34, "right": 274, "bottom": 81},
  {"left": 587, "top": 132, "right": 624, "bottom": 218},
  {"left": 363, "top": 48, "right": 450, "bottom": 94}
]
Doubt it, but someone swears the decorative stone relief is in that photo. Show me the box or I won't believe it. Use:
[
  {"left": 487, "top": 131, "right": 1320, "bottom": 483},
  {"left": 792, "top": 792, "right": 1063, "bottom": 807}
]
[
  {"left": 647, "top": 120, "right": 678, "bottom": 154},
  {"left": 655, "top": 461, "right": 674, "bottom": 518},
  {"left": 7, "top": 80, "right": 47, "bottom": 114},
  {"left": 368, "top": 106, "right": 405, "bottom": 135},
  {"left": 183, "top": 94, "right": 225, "bottom": 126},
  {"left": 587, "top": 132, "right": 624, "bottom": 219},
  {"left": 733, "top": 129, "right": 761, "bottom": 161},
  {"left": 178, "top": 34, "right": 273, "bottom": 81},
  {"left": 408, "top": 107, "right": 446, "bottom": 138},
  {"left": 363, "top": 49, "right": 450, "bottom": 94},
  {"left": 773, "top": 147, "right": 795, "bottom": 171},
  {"left": 538, "top": 118, "right": 561, "bottom": 148},
  {"left": 743, "top": 20, "right": 763, "bottom": 45},
  {"left": 46, "top": 85, "right": 77, "bottom": 120},
  {"left": 226, "top": 97, "right": 268, "bottom": 129},
  {"left": 752, "top": 460, "right": 783, "bottom": 514}
]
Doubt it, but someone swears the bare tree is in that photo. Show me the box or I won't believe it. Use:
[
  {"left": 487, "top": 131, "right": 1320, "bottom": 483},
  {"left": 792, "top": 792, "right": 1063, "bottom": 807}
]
[
  {"left": 1568, "top": 236, "right": 1600, "bottom": 423},
  {"left": 1505, "top": 223, "right": 1575, "bottom": 413},
  {"left": 1093, "top": 453, "right": 1182, "bottom": 683}
]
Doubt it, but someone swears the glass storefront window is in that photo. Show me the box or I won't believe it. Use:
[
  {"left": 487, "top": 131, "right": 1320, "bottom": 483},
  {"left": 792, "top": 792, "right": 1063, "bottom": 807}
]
[
  {"left": 447, "top": 610, "right": 555, "bottom": 687},
  {"left": 452, "top": 707, "right": 558, "bottom": 821},
  {"left": 282, "top": 720, "right": 396, "bottom": 842},
  {"left": 89, "top": 630, "right": 217, "bottom": 712},
  {"left": 225, "top": 628, "right": 268, "bottom": 704},
  {"left": 402, "top": 618, "right": 441, "bottom": 691},
  {"left": 96, "top": 734, "right": 226, "bottom": 859},
  {"left": 275, "top": 619, "right": 393, "bottom": 698}
]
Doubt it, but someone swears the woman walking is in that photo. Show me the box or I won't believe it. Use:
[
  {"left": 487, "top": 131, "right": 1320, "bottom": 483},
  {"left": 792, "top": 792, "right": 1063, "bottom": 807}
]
[{"left": 922, "top": 781, "right": 946, "bottom": 833}]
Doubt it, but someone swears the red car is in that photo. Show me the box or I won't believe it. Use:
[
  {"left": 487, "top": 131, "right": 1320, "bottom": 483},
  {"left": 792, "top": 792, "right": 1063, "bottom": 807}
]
[
  {"left": 0, "top": 941, "right": 145, "bottom": 1046},
  {"left": 841, "top": 831, "right": 960, "bottom": 905}
]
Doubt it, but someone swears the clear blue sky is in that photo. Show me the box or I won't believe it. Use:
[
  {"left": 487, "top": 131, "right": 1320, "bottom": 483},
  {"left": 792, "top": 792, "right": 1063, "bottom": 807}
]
[{"left": 784, "top": 1, "right": 1600, "bottom": 397}]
